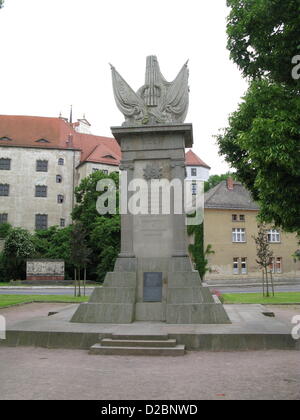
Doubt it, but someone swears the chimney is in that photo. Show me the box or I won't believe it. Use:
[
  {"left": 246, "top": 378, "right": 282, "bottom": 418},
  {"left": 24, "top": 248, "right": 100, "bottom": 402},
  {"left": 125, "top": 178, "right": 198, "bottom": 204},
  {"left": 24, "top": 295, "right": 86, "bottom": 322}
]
[{"left": 227, "top": 177, "right": 234, "bottom": 190}]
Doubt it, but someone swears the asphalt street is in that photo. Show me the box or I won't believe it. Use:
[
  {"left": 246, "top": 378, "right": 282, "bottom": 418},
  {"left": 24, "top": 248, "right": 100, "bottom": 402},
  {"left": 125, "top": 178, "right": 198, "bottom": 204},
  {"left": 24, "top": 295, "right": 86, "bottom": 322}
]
[{"left": 0, "top": 284, "right": 300, "bottom": 295}]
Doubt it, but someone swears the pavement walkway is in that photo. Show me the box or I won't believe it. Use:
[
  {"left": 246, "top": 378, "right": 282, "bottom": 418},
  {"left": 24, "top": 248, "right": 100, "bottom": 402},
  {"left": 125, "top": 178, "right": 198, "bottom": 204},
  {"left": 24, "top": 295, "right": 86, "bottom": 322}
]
[{"left": 0, "top": 347, "right": 299, "bottom": 400}]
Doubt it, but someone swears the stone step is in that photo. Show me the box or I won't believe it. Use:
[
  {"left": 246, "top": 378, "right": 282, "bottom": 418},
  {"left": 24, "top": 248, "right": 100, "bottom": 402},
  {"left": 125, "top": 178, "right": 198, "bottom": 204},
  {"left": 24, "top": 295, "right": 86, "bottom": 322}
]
[
  {"left": 110, "top": 334, "right": 169, "bottom": 341},
  {"left": 89, "top": 344, "right": 185, "bottom": 356},
  {"left": 101, "top": 338, "right": 177, "bottom": 348}
]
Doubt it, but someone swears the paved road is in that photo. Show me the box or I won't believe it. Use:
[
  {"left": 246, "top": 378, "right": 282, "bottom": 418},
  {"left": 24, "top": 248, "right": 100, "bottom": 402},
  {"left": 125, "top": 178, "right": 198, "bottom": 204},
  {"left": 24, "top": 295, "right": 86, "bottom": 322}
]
[{"left": 0, "top": 284, "right": 300, "bottom": 295}]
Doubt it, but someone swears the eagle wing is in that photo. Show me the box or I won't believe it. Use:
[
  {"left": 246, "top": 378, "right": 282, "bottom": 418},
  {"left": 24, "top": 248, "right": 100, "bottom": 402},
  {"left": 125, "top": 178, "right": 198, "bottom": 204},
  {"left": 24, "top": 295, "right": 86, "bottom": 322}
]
[
  {"left": 160, "top": 61, "right": 189, "bottom": 123},
  {"left": 110, "top": 64, "right": 146, "bottom": 119}
]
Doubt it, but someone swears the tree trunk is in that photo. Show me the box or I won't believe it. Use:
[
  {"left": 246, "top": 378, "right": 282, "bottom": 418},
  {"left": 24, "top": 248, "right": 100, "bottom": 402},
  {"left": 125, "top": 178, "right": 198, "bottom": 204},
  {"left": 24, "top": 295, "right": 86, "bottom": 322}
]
[
  {"left": 84, "top": 266, "right": 86, "bottom": 297},
  {"left": 265, "top": 266, "right": 270, "bottom": 297},
  {"left": 262, "top": 269, "right": 265, "bottom": 297},
  {"left": 270, "top": 270, "right": 275, "bottom": 297},
  {"left": 77, "top": 267, "right": 81, "bottom": 297},
  {"left": 74, "top": 268, "right": 77, "bottom": 297}
]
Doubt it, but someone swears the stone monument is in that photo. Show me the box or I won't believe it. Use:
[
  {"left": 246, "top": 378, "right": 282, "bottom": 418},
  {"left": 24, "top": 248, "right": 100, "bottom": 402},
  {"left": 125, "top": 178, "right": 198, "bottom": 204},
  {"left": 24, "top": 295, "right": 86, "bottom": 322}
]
[{"left": 71, "top": 56, "right": 230, "bottom": 324}]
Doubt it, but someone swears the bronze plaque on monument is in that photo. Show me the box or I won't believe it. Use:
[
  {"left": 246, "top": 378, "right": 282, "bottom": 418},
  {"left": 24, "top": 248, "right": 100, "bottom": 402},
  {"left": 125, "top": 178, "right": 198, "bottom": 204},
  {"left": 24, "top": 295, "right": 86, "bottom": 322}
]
[{"left": 143, "top": 272, "right": 163, "bottom": 302}]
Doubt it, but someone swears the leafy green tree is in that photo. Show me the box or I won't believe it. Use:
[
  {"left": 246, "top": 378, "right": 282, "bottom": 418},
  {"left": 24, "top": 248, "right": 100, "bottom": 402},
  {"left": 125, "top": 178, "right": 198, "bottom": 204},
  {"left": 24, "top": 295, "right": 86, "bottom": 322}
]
[
  {"left": 3, "top": 228, "right": 35, "bottom": 280},
  {"left": 204, "top": 173, "right": 236, "bottom": 192},
  {"left": 0, "top": 223, "right": 12, "bottom": 239},
  {"left": 188, "top": 222, "right": 215, "bottom": 281},
  {"left": 226, "top": 0, "right": 300, "bottom": 87},
  {"left": 72, "top": 171, "right": 120, "bottom": 281},
  {"left": 32, "top": 225, "right": 74, "bottom": 279},
  {"left": 0, "top": 1, "right": 4, "bottom": 9},
  {"left": 217, "top": 80, "right": 300, "bottom": 233},
  {"left": 218, "top": 2, "right": 300, "bottom": 235}
]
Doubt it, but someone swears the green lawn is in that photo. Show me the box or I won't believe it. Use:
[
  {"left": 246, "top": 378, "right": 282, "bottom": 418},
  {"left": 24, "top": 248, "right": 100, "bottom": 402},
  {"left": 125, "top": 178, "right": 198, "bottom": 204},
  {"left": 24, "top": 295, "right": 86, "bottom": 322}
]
[
  {"left": 0, "top": 294, "right": 89, "bottom": 308},
  {"left": 223, "top": 292, "right": 300, "bottom": 304}
]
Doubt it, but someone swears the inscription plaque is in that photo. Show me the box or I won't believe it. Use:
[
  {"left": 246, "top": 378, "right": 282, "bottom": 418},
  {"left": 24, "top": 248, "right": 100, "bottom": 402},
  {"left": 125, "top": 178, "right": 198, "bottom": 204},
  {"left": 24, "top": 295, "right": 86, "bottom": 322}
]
[{"left": 143, "top": 272, "right": 163, "bottom": 302}]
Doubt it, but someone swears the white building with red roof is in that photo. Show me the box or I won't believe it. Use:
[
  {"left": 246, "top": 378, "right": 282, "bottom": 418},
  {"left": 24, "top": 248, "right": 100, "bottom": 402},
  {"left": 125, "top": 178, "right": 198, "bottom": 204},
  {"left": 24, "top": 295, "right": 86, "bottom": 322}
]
[{"left": 0, "top": 115, "right": 210, "bottom": 231}]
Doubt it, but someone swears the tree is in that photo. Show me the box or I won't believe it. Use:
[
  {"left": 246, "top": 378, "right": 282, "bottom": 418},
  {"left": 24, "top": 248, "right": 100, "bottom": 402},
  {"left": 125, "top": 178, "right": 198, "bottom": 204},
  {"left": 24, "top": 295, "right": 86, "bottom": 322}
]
[
  {"left": 204, "top": 173, "right": 236, "bottom": 192},
  {"left": 226, "top": 0, "right": 300, "bottom": 87},
  {"left": 188, "top": 222, "right": 215, "bottom": 281},
  {"left": 72, "top": 171, "right": 120, "bottom": 282},
  {"left": 218, "top": 2, "right": 300, "bottom": 235},
  {"left": 3, "top": 228, "right": 35, "bottom": 280},
  {"left": 217, "top": 80, "right": 300, "bottom": 234},
  {"left": 70, "top": 222, "right": 92, "bottom": 296},
  {"left": 0, "top": 223, "right": 12, "bottom": 239},
  {"left": 0, "top": 1, "right": 4, "bottom": 9},
  {"left": 253, "top": 224, "right": 274, "bottom": 297},
  {"left": 32, "top": 225, "right": 74, "bottom": 279}
]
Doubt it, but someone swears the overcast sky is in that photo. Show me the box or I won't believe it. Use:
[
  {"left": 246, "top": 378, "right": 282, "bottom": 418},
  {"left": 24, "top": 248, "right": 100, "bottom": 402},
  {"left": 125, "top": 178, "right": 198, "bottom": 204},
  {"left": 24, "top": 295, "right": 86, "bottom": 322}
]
[{"left": 0, "top": 0, "right": 248, "bottom": 174}]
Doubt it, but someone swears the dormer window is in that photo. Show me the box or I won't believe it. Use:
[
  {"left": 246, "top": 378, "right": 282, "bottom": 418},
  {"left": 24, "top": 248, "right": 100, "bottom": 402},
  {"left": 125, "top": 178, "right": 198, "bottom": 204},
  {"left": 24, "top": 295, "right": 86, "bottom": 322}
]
[
  {"left": 103, "top": 154, "right": 116, "bottom": 160},
  {"left": 36, "top": 139, "right": 50, "bottom": 143},
  {"left": 0, "top": 137, "right": 12, "bottom": 141}
]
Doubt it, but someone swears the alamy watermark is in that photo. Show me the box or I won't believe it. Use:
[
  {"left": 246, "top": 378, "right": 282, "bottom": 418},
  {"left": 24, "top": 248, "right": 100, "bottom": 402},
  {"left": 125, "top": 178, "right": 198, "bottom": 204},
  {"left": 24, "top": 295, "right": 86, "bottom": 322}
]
[
  {"left": 291, "top": 315, "right": 300, "bottom": 340},
  {"left": 0, "top": 315, "right": 6, "bottom": 340},
  {"left": 291, "top": 55, "right": 300, "bottom": 80},
  {"left": 95, "top": 172, "right": 204, "bottom": 226}
]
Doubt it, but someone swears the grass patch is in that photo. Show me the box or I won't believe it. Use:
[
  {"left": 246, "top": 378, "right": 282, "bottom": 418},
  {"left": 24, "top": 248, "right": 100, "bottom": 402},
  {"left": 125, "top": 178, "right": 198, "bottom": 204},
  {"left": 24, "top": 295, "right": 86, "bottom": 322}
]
[
  {"left": 223, "top": 292, "right": 300, "bottom": 305},
  {"left": 0, "top": 294, "right": 89, "bottom": 308}
]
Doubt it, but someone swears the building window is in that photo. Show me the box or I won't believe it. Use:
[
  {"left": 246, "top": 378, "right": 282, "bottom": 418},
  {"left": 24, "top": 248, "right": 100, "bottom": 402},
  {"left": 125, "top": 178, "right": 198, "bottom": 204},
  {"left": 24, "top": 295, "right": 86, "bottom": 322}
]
[
  {"left": 270, "top": 257, "right": 282, "bottom": 274},
  {"left": 0, "top": 137, "right": 12, "bottom": 142},
  {"left": 267, "top": 229, "right": 281, "bottom": 243},
  {"left": 102, "top": 169, "right": 108, "bottom": 175},
  {"left": 241, "top": 257, "right": 247, "bottom": 274},
  {"left": 191, "top": 168, "right": 197, "bottom": 176},
  {"left": 35, "top": 214, "right": 48, "bottom": 230},
  {"left": 0, "top": 213, "right": 8, "bottom": 224},
  {"left": 56, "top": 175, "right": 62, "bottom": 183},
  {"left": 232, "top": 228, "right": 246, "bottom": 243},
  {"left": 239, "top": 215, "right": 245, "bottom": 222},
  {"left": 191, "top": 182, "right": 197, "bottom": 196},
  {"left": 58, "top": 158, "right": 64, "bottom": 166},
  {"left": 36, "top": 160, "right": 48, "bottom": 172},
  {"left": 57, "top": 194, "right": 64, "bottom": 204},
  {"left": 35, "top": 185, "right": 47, "bottom": 197},
  {"left": 232, "top": 214, "right": 238, "bottom": 222},
  {"left": 0, "top": 158, "right": 11, "bottom": 170},
  {"left": 60, "top": 218, "right": 65, "bottom": 227},
  {"left": 0, "top": 184, "right": 9, "bottom": 196},
  {"left": 233, "top": 258, "right": 239, "bottom": 275}
]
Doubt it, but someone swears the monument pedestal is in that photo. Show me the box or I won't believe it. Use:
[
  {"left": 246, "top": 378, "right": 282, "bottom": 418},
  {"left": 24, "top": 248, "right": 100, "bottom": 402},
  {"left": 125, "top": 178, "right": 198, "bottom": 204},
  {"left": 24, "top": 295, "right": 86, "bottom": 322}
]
[{"left": 71, "top": 124, "right": 230, "bottom": 325}]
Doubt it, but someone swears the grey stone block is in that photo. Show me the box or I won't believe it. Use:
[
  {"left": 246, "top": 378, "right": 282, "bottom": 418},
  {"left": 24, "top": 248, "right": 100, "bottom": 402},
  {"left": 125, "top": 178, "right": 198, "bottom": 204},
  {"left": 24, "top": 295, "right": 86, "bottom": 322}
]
[
  {"left": 135, "top": 302, "right": 166, "bottom": 321},
  {"left": 70, "top": 303, "right": 135, "bottom": 324},
  {"left": 168, "top": 271, "right": 202, "bottom": 288},
  {"left": 167, "top": 287, "right": 215, "bottom": 304},
  {"left": 103, "top": 272, "right": 137, "bottom": 288},
  {"left": 89, "top": 287, "right": 136, "bottom": 303},
  {"left": 166, "top": 304, "right": 231, "bottom": 324}
]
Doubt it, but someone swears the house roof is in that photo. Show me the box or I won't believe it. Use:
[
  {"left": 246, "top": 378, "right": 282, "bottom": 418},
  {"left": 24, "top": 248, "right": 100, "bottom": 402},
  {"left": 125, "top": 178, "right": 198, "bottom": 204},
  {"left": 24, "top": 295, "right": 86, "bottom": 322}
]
[
  {"left": 186, "top": 149, "right": 211, "bottom": 169},
  {"left": 0, "top": 115, "right": 209, "bottom": 169},
  {"left": 204, "top": 180, "right": 259, "bottom": 211}
]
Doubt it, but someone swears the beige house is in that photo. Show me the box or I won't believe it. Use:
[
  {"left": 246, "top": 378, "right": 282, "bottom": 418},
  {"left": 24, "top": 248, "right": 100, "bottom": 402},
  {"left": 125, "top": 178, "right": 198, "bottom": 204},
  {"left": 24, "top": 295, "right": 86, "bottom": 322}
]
[{"left": 204, "top": 178, "right": 300, "bottom": 283}]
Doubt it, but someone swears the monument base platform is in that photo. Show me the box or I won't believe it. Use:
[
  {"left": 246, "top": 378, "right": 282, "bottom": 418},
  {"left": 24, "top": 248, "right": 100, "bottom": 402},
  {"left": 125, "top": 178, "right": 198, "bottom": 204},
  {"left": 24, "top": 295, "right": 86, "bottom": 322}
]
[
  {"left": 70, "top": 269, "right": 231, "bottom": 325},
  {"left": 1, "top": 303, "right": 299, "bottom": 352}
]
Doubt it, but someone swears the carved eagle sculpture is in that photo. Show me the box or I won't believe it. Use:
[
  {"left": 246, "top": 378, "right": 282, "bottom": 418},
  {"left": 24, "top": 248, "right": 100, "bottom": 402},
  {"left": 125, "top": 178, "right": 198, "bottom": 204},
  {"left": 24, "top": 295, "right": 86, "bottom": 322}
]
[{"left": 110, "top": 56, "right": 189, "bottom": 126}]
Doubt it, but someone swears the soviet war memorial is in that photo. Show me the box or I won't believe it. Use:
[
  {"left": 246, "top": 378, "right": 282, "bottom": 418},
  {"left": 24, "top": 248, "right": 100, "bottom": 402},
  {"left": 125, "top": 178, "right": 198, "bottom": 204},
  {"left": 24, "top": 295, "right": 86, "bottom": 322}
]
[{"left": 0, "top": 0, "right": 300, "bottom": 403}]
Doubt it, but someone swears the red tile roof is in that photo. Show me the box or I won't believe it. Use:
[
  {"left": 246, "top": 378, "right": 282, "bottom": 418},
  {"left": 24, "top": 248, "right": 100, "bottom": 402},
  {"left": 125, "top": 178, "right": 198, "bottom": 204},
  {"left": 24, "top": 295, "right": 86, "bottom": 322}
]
[
  {"left": 0, "top": 115, "right": 210, "bottom": 170},
  {"left": 185, "top": 149, "right": 211, "bottom": 169}
]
